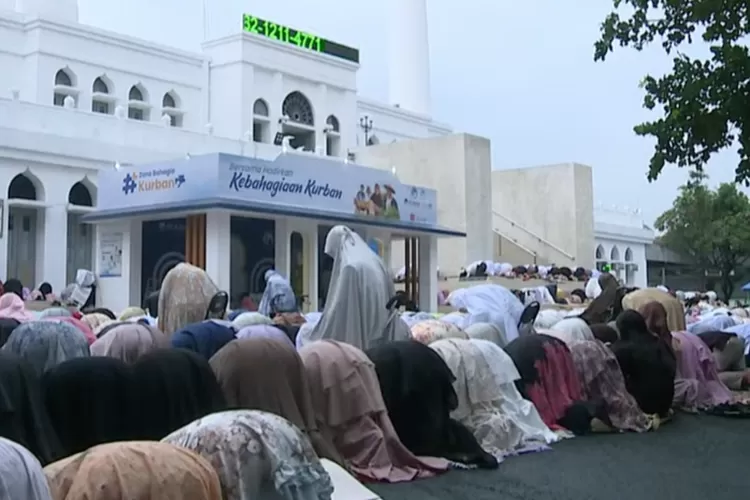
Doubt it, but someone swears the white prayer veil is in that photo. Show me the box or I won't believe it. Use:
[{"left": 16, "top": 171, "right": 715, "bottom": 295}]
[
  {"left": 548, "top": 318, "right": 595, "bottom": 345},
  {"left": 307, "top": 225, "right": 410, "bottom": 350}
]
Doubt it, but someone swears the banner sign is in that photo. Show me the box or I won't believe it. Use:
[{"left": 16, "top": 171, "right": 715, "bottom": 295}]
[
  {"left": 97, "top": 153, "right": 438, "bottom": 226},
  {"left": 219, "top": 154, "right": 437, "bottom": 225}
]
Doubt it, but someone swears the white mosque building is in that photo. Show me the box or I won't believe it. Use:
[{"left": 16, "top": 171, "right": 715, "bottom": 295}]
[{"left": 0, "top": 0, "right": 650, "bottom": 307}]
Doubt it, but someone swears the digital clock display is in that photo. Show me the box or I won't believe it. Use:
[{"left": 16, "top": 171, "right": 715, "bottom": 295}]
[{"left": 242, "top": 14, "right": 359, "bottom": 64}]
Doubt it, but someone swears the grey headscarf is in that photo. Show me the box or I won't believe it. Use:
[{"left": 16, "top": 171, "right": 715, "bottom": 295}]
[
  {"left": 2, "top": 321, "right": 90, "bottom": 376},
  {"left": 38, "top": 307, "right": 72, "bottom": 319},
  {"left": 465, "top": 322, "right": 508, "bottom": 347},
  {"left": 258, "top": 270, "right": 298, "bottom": 316},
  {"left": 0, "top": 437, "right": 53, "bottom": 499}
]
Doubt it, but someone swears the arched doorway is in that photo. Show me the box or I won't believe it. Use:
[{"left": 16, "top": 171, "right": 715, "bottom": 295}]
[
  {"left": 67, "top": 181, "right": 95, "bottom": 284},
  {"left": 229, "top": 216, "right": 275, "bottom": 307},
  {"left": 7, "top": 173, "right": 42, "bottom": 287}
]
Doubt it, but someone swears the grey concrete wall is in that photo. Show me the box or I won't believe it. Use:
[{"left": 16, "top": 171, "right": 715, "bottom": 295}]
[{"left": 491, "top": 163, "right": 595, "bottom": 269}]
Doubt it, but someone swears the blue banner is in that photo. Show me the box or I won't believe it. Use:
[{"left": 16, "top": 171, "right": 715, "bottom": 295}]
[
  {"left": 96, "top": 153, "right": 438, "bottom": 226},
  {"left": 219, "top": 154, "right": 437, "bottom": 225}
]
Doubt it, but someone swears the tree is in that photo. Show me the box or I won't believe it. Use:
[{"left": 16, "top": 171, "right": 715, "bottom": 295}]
[
  {"left": 655, "top": 172, "right": 750, "bottom": 300},
  {"left": 594, "top": 1, "right": 750, "bottom": 182}
]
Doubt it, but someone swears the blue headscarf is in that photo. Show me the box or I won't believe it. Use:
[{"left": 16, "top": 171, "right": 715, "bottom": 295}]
[
  {"left": 171, "top": 320, "right": 236, "bottom": 360},
  {"left": 258, "top": 270, "right": 297, "bottom": 317}
]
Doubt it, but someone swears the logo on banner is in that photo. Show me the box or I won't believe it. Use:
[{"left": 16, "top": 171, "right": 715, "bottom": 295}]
[{"left": 122, "top": 169, "right": 186, "bottom": 195}]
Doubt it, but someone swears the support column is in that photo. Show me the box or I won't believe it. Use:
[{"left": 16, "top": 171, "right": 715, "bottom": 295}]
[
  {"left": 204, "top": 211, "right": 231, "bottom": 292},
  {"left": 185, "top": 214, "right": 206, "bottom": 269},
  {"left": 307, "top": 226, "right": 319, "bottom": 312},
  {"left": 418, "top": 235, "right": 438, "bottom": 312},
  {"left": 274, "top": 218, "right": 289, "bottom": 278},
  {"left": 41, "top": 204, "right": 68, "bottom": 292}
]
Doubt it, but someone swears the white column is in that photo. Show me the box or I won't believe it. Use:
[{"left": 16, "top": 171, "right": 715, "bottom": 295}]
[
  {"left": 271, "top": 72, "right": 284, "bottom": 136},
  {"left": 274, "top": 218, "right": 289, "bottom": 278},
  {"left": 387, "top": 0, "right": 431, "bottom": 115},
  {"left": 40, "top": 204, "right": 68, "bottom": 291},
  {"left": 316, "top": 82, "right": 328, "bottom": 154},
  {"left": 418, "top": 235, "right": 438, "bottom": 312},
  {"left": 307, "top": 226, "right": 319, "bottom": 312},
  {"left": 205, "top": 210, "right": 231, "bottom": 292}
]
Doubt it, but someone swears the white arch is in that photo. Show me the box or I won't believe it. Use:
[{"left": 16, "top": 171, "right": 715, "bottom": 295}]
[{"left": 7, "top": 169, "right": 46, "bottom": 202}]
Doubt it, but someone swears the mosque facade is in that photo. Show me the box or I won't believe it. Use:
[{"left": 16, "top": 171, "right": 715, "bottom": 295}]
[
  {"left": 0, "top": 0, "right": 460, "bottom": 296},
  {"left": 0, "top": 0, "right": 645, "bottom": 299}
]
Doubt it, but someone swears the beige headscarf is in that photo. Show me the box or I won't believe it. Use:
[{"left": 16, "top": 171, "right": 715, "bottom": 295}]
[
  {"left": 158, "top": 263, "right": 220, "bottom": 335},
  {"left": 622, "top": 288, "right": 686, "bottom": 332},
  {"left": 80, "top": 313, "right": 112, "bottom": 332},
  {"left": 43, "top": 441, "right": 222, "bottom": 500},
  {"left": 90, "top": 323, "right": 169, "bottom": 364},
  {"left": 119, "top": 307, "right": 146, "bottom": 321}
]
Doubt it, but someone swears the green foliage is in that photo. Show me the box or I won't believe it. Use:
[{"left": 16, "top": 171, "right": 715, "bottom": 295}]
[
  {"left": 594, "top": 0, "right": 750, "bottom": 182},
  {"left": 655, "top": 174, "right": 750, "bottom": 299}
]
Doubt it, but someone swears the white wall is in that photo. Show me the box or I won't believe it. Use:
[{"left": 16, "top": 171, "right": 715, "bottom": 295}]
[
  {"left": 594, "top": 237, "right": 648, "bottom": 288},
  {"left": 356, "top": 134, "right": 492, "bottom": 275}
]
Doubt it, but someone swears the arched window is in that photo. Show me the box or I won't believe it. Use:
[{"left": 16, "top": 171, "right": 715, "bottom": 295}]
[
  {"left": 253, "top": 99, "right": 269, "bottom": 117},
  {"left": 92, "top": 77, "right": 109, "bottom": 94},
  {"left": 8, "top": 174, "right": 39, "bottom": 200},
  {"left": 161, "top": 92, "right": 182, "bottom": 127},
  {"left": 326, "top": 115, "right": 339, "bottom": 132},
  {"left": 624, "top": 247, "right": 633, "bottom": 261},
  {"left": 252, "top": 99, "right": 270, "bottom": 143},
  {"left": 68, "top": 181, "right": 93, "bottom": 207},
  {"left": 91, "top": 76, "right": 114, "bottom": 114},
  {"left": 129, "top": 85, "right": 144, "bottom": 101},
  {"left": 53, "top": 68, "right": 77, "bottom": 107},
  {"left": 367, "top": 135, "right": 380, "bottom": 146},
  {"left": 55, "top": 69, "right": 73, "bottom": 87},
  {"left": 595, "top": 245, "right": 605, "bottom": 260},
  {"left": 127, "top": 85, "right": 149, "bottom": 121},
  {"left": 610, "top": 246, "right": 620, "bottom": 261},
  {"left": 281, "top": 91, "right": 314, "bottom": 126},
  {"left": 162, "top": 92, "right": 177, "bottom": 108}
]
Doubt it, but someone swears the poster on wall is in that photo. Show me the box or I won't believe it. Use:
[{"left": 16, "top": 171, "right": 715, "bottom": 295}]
[{"left": 99, "top": 231, "right": 124, "bottom": 278}]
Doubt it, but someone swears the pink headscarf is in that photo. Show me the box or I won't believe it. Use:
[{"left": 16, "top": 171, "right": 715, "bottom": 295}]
[{"left": 0, "top": 292, "right": 34, "bottom": 322}]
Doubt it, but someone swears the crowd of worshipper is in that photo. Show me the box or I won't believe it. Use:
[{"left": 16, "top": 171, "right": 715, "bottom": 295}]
[
  {"left": 455, "top": 261, "right": 594, "bottom": 282},
  {"left": 2, "top": 224, "right": 750, "bottom": 500}
]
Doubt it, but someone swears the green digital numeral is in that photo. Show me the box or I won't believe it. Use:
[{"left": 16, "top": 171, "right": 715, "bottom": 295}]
[
  {"left": 267, "top": 22, "right": 278, "bottom": 39},
  {"left": 290, "top": 30, "right": 301, "bottom": 45},
  {"left": 243, "top": 14, "right": 260, "bottom": 34}
]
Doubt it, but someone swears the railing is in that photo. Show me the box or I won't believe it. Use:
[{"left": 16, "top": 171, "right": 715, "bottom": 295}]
[
  {"left": 492, "top": 227, "right": 539, "bottom": 265},
  {"left": 492, "top": 210, "right": 575, "bottom": 264}
]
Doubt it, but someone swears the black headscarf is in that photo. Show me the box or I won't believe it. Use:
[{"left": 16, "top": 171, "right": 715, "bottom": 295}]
[
  {"left": 88, "top": 307, "right": 116, "bottom": 320},
  {"left": 366, "top": 341, "right": 497, "bottom": 468},
  {"left": 42, "top": 357, "right": 136, "bottom": 456},
  {"left": 579, "top": 273, "right": 620, "bottom": 324},
  {"left": 611, "top": 310, "right": 676, "bottom": 417},
  {"left": 0, "top": 318, "right": 20, "bottom": 347},
  {"left": 0, "top": 351, "right": 62, "bottom": 465},
  {"left": 38, "top": 282, "right": 52, "bottom": 300},
  {"left": 697, "top": 330, "right": 737, "bottom": 351},
  {"left": 130, "top": 348, "right": 226, "bottom": 440},
  {"left": 3, "top": 279, "right": 23, "bottom": 299},
  {"left": 589, "top": 323, "right": 619, "bottom": 343}
]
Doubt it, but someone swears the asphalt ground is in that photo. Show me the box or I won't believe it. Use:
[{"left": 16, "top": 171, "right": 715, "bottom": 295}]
[{"left": 370, "top": 414, "right": 750, "bottom": 500}]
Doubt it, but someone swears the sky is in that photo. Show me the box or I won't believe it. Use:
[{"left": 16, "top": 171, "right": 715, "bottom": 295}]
[{"left": 76, "top": 0, "right": 743, "bottom": 225}]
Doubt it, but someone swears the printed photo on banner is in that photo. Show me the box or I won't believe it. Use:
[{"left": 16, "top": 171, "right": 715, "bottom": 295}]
[{"left": 353, "top": 183, "right": 400, "bottom": 219}]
